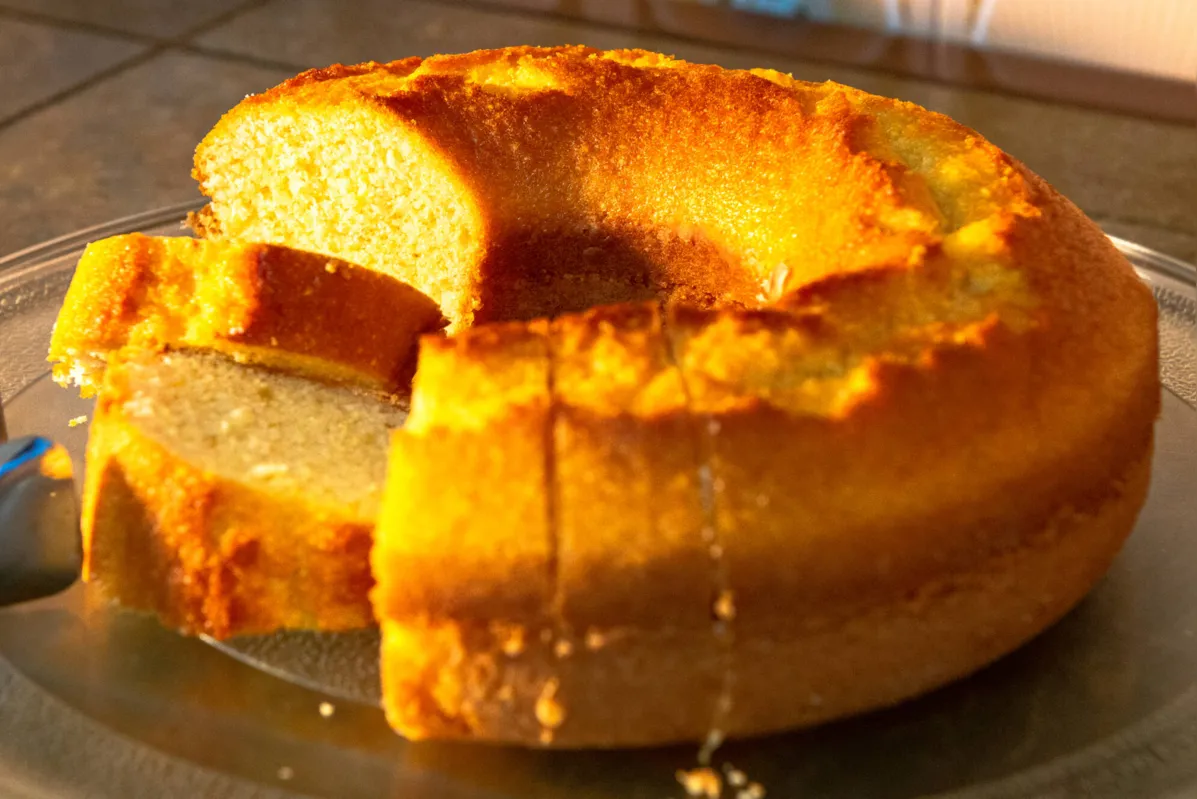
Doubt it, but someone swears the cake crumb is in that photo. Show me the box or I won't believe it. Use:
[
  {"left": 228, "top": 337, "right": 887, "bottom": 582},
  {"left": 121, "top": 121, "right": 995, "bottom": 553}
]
[
  {"left": 553, "top": 638, "right": 573, "bottom": 658},
  {"left": 39, "top": 445, "right": 73, "bottom": 481},
  {"left": 535, "top": 678, "right": 565, "bottom": 729},
  {"left": 584, "top": 627, "right": 607, "bottom": 650},
  {"left": 68, "top": 415, "right": 88, "bottom": 427},
  {"left": 318, "top": 702, "right": 335, "bottom": 718},
  {"left": 325, "top": 261, "right": 339, "bottom": 274},
  {"left": 697, "top": 728, "right": 725, "bottom": 765},
  {"left": 277, "top": 766, "right": 294, "bottom": 781},
  {"left": 676, "top": 766, "right": 722, "bottom": 798},
  {"left": 495, "top": 623, "right": 526, "bottom": 656},
  {"left": 714, "top": 590, "right": 736, "bottom": 622},
  {"left": 737, "top": 782, "right": 765, "bottom": 799},
  {"left": 723, "top": 763, "right": 747, "bottom": 788}
]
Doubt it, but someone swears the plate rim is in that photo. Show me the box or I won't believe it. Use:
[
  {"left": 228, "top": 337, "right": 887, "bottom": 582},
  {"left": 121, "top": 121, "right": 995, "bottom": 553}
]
[{"left": 0, "top": 202, "right": 205, "bottom": 291}]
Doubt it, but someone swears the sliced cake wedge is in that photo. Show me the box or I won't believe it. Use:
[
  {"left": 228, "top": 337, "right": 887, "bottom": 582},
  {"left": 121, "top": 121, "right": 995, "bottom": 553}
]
[
  {"left": 371, "top": 320, "right": 557, "bottom": 743},
  {"left": 83, "top": 350, "right": 406, "bottom": 638},
  {"left": 50, "top": 233, "right": 446, "bottom": 397}
]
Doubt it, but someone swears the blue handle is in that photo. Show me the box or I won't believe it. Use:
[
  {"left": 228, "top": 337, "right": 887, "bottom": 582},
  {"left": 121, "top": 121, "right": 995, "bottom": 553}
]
[{"left": 0, "top": 436, "right": 55, "bottom": 480}]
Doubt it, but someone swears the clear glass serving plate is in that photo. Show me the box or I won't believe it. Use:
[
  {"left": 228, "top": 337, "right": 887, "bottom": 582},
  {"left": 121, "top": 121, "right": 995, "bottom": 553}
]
[{"left": 0, "top": 205, "right": 1194, "bottom": 799}]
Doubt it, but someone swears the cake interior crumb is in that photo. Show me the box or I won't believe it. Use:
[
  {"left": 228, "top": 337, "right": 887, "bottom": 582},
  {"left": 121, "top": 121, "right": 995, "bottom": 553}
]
[{"left": 676, "top": 766, "right": 722, "bottom": 798}]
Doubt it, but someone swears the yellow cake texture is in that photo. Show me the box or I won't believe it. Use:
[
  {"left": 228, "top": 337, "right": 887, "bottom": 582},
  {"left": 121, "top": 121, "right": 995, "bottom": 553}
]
[
  {"left": 83, "top": 351, "right": 407, "bottom": 637},
  {"left": 184, "top": 46, "right": 1160, "bottom": 745}
]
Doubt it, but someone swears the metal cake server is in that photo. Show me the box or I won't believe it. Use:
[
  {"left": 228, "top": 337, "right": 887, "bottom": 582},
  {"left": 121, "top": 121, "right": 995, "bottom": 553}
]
[{"left": 0, "top": 398, "right": 81, "bottom": 607}]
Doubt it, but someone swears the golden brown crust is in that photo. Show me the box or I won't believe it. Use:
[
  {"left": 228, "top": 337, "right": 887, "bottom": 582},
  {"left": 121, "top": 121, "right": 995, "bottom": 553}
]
[
  {"left": 191, "top": 46, "right": 1159, "bottom": 745},
  {"left": 724, "top": 449, "right": 1152, "bottom": 740},
  {"left": 371, "top": 320, "right": 554, "bottom": 624},
  {"left": 549, "top": 303, "right": 712, "bottom": 632},
  {"left": 82, "top": 360, "right": 380, "bottom": 639},
  {"left": 49, "top": 233, "right": 446, "bottom": 396},
  {"left": 194, "top": 46, "right": 948, "bottom": 328},
  {"left": 668, "top": 223, "right": 1157, "bottom": 629},
  {"left": 380, "top": 446, "right": 1150, "bottom": 746}
]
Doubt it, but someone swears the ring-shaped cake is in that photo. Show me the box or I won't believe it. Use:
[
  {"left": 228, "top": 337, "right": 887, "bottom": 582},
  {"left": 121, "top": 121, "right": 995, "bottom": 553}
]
[{"left": 192, "top": 46, "right": 1159, "bottom": 747}]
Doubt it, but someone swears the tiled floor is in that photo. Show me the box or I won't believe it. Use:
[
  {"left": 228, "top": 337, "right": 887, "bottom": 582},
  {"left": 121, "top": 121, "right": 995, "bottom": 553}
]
[
  {"left": 0, "top": 0, "right": 249, "bottom": 38},
  {"left": 0, "top": 16, "right": 143, "bottom": 120},
  {"left": 0, "top": 51, "right": 289, "bottom": 249},
  {"left": 0, "top": 2, "right": 1193, "bottom": 797},
  {"left": 195, "top": 0, "right": 655, "bottom": 64}
]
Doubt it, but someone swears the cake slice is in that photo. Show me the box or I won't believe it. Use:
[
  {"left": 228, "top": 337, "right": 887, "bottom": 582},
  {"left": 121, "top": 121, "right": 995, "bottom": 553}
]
[
  {"left": 551, "top": 302, "right": 711, "bottom": 631},
  {"left": 83, "top": 350, "right": 406, "bottom": 638},
  {"left": 371, "top": 320, "right": 557, "bottom": 742},
  {"left": 371, "top": 305, "right": 726, "bottom": 747},
  {"left": 49, "top": 233, "right": 446, "bottom": 397},
  {"left": 544, "top": 301, "right": 724, "bottom": 745}
]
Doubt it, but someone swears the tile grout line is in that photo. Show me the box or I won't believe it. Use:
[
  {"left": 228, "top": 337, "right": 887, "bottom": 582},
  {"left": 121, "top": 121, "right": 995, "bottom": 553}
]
[
  {"left": 172, "top": 0, "right": 278, "bottom": 46},
  {"left": 0, "top": 0, "right": 276, "bottom": 133},
  {"left": 0, "top": 49, "right": 163, "bottom": 134},
  {"left": 0, "top": 4, "right": 160, "bottom": 45},
  {"left": 172, "top": 43, "right": 307, "bottom": 75}
]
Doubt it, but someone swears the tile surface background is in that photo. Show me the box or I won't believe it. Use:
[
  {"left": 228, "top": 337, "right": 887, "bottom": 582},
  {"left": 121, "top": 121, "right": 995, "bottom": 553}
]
[
  {"left": 0, "top": 1, "right": 1192, "bottom": 797},
  {"left": 0, "top": 52, "right": 289, "bottom": 251},
  {"left": 0, "top": 0, "right": 249, "bottom": 37},
  {"left": 0, "top": 17, "right": 144, "bottom": 121}
]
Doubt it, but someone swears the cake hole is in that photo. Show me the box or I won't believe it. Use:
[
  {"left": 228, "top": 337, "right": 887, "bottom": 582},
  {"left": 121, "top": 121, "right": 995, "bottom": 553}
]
[{"left": 472, "top": 226, "right": 761, "bottom": 324}]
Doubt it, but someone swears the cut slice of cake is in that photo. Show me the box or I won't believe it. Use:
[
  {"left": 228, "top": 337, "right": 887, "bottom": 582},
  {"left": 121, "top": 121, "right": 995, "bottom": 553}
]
[
  {"left": 371, "top": 304, "right": 727, "bottom": 747},
  {"left": 544, "top": 301, "right": 724, "bottom": 746},
  {"left": 371, "top": 320, "right": 557, "bottom": 742},
  {"left": 551, "top": 301, "right": 711, "bottom": 631},
  {"left": 50, "top": 233, "right": 446, "bottom": 397},
  {"left": 83, "top": 350, "right": 407, "bottom": 638}
]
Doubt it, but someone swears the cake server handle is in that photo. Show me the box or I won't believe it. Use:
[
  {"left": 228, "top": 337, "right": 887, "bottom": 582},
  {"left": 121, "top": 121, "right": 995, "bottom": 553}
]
[{"left": 0, "top": 421, "right": 81, "bottom": 607}]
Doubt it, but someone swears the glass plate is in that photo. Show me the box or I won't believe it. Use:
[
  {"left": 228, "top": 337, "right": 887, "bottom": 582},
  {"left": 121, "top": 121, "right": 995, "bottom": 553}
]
[{"left": 0, "top": 206, "right": 1195, "bottom": 799}]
